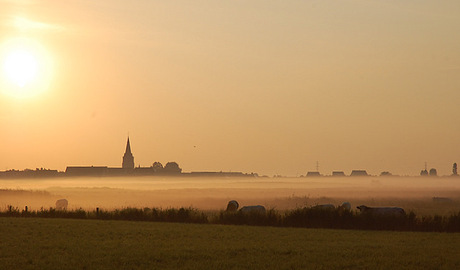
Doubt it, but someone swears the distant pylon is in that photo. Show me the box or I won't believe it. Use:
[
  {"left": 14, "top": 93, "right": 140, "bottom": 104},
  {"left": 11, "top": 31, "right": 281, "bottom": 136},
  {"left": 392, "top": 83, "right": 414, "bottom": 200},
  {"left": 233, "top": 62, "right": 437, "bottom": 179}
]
[{"left": 316, "top": 161, "right": 319, "bottom": 172}]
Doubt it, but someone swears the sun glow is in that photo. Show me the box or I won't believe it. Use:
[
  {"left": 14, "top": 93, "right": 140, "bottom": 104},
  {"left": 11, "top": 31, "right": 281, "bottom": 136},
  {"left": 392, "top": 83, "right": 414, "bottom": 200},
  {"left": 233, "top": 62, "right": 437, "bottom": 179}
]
[
  {"left": 0, "top": 38, "right": 53, "bottom": 98},
  {"left": 3, "top": 50, "right": 39, "bottom": 87}
]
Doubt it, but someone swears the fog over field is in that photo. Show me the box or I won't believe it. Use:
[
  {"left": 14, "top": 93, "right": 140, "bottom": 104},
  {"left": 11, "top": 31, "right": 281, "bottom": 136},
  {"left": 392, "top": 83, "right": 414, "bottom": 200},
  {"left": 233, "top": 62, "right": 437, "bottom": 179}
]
[{"left": 1, "top": 176, "right": 460, "bottom": 216}]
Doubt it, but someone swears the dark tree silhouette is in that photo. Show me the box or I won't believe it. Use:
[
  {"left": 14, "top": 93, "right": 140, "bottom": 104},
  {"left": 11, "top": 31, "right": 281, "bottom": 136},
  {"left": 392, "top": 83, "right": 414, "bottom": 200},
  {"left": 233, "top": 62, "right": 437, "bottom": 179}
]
[
  {"left": 453, "top": 163, "right": 458, "bottom": 176},
  {"left": 164, "top": 162, "right": 182, "bottom": 174},
  {"left": 152, "top": 162, "right": 164, "bottom": 173}
]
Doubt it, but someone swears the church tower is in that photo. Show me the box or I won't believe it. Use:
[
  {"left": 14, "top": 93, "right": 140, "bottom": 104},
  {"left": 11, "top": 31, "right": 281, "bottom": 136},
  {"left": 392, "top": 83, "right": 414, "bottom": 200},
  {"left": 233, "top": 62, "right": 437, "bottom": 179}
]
[{"left": 122, "top": 137, "right": 135, "bottom": 169}]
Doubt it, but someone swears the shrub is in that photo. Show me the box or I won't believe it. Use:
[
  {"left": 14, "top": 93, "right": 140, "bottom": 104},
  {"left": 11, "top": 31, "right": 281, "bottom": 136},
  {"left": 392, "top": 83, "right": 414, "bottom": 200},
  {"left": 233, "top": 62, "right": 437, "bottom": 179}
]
[
  {"left": 0, "top": 206, "right": 459, "bottom": 232},
  {"left": 446, "top": 211, "right": 460, "bottom": 232},
  {"left": 283, "top": 207, "right": 355, "bottom": 229},
  {"left": 214, "top": 209, "right": 279, "bottom": 226}
]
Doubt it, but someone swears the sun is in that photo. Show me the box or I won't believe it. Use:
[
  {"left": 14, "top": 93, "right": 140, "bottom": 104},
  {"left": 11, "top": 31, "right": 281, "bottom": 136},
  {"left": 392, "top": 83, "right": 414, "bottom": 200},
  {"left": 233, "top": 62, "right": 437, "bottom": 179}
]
[
  {"left": 0, "top": 38, "right": 53, "bottom": 98},
  {"left": 3, "top": 50, "right": 39, "bottom": 87}
]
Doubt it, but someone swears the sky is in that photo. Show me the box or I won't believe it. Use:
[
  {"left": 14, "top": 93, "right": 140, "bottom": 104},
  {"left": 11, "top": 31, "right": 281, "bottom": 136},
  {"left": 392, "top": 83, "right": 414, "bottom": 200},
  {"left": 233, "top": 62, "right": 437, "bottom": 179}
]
[{"left": 0, "top": 0, "right": 459, "bottom": 176}]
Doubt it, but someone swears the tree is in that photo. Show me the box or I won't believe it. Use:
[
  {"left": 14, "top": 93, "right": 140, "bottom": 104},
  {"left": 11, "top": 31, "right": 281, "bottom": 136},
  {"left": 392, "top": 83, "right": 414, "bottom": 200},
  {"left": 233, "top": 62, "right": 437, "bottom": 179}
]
[
  {"left": 152, "top": 162, "right": 163, "bottom": 173},
  {"left": 164, "top": 162, "right": 182, "bottom": 174}
]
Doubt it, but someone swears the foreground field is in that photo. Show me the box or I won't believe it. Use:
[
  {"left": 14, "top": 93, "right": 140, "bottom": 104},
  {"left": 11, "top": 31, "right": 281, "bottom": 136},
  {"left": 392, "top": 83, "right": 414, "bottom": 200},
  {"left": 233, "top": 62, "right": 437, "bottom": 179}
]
[{"left": 1, "top": 218, "right": 459, "bottom": 269}]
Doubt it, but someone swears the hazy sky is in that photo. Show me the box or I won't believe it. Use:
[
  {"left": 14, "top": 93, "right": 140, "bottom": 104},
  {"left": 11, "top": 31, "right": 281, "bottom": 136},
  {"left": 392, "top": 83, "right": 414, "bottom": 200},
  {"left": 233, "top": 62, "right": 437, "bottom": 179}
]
[{"left": 0, "top": 1, "right": 459, "bottom": 176}]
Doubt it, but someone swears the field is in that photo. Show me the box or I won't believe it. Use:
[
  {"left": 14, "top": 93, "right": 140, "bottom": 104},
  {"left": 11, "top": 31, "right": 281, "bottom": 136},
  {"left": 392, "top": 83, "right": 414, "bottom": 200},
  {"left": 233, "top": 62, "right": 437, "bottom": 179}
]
[
  {"left": 1, "top": 176, "right": 459, "bottom": 268},
  {"left": 1, "top": 176, "right": 460, "bottom": 216},
  {"left": 1, "top": 217, "right": 459, "bottom": 269}
]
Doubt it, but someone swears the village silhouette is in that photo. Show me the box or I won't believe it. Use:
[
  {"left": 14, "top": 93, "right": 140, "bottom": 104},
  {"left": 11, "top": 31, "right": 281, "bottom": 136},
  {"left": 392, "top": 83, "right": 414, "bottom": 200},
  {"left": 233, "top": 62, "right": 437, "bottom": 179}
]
[{"left": 0, "top": 137, "right": 458, "bottom": 179}]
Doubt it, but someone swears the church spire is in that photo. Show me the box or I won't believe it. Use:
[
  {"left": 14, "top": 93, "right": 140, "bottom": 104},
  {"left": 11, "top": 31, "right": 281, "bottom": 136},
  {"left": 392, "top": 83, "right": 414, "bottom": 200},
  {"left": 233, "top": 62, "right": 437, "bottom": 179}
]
[
  {"left": 122, "top": 136, "right": 134, "bottom": 169},
  {"left": 125, "top": 136, "right": 132, "bottom": 154}
]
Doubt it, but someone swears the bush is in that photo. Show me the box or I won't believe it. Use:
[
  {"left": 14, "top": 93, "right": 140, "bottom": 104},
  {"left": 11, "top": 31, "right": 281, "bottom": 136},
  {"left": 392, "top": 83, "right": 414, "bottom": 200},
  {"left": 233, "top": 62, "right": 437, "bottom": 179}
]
[
  {"left": 214, "top": 209, "right": 279, "bottom": 226},
  {"left": 446, "top": 211, "right": 460, "bottom": 232},
  {"left": 0, "top": 206, "right": 459, "bottom": 232},
  {"left": 283, "top": 207, "right": 354, "bottom": 229}
]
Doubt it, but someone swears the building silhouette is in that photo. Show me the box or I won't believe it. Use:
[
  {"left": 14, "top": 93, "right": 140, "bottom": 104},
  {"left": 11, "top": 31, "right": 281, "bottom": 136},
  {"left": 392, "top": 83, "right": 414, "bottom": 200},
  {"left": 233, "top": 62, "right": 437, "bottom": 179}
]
[
  {"left": 64, "top": 137, "right": 188, "bottom": 177},
  {"left": 66, "top": 166, "right": 108, "bottom": 176},
  {"left": 66, "top": 137, "right": 136, "bottom": 176},
  {"left": 2, "top": 136, "right": 258, "bottom": 178},
  {"left": 122, "top": 137, "right": 134, "bottom": 170},
  {"left": 351, "top": 170, "right": 368, "bottom": 176},
  {"left": 332, "top": 171, "right": 345, "bottom": 177},
  {"left": 306, "top": 171, "right": 321, "bottom": 177}
]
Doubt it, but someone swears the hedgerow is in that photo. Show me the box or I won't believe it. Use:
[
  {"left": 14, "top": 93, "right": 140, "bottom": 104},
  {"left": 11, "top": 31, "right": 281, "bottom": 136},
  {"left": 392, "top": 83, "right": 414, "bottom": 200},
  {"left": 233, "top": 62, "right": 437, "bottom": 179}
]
[{"left": 1, "top": 205, "right": 459, "bottom": 232}]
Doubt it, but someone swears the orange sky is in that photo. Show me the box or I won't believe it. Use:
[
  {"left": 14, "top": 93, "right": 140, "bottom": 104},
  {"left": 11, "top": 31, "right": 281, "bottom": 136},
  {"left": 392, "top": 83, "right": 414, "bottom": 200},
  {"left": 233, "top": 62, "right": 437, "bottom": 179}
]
[{"left": 0, "top": 1, "right": 459, "bottom": 176}]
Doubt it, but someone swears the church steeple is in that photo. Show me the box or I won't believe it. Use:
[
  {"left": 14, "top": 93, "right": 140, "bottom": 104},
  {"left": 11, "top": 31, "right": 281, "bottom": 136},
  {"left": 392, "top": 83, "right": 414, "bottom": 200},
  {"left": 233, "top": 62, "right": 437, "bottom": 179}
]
[
  {"left": 125, "top": 137, "right": 132, "bottom": 154},
  {"left": 122, "top": 136, "right": 134, "bottom": 169}
]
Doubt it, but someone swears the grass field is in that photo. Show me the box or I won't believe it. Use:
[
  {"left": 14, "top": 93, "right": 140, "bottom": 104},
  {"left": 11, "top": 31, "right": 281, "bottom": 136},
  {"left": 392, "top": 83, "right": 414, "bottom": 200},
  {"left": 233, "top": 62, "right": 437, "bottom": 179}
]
[{"left": 1, "top": 217, "right": 459, "bottom": 269}]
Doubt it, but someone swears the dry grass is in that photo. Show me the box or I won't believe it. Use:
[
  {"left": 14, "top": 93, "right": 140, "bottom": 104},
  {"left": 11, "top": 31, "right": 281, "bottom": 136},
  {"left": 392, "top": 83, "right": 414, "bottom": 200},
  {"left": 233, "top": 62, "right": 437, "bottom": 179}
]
[
  {"left": 0, "top": 217, "right": 459, "bottom": 269},
  {"left": 1, "top": 205, "right": 460, "bottom": 232}
]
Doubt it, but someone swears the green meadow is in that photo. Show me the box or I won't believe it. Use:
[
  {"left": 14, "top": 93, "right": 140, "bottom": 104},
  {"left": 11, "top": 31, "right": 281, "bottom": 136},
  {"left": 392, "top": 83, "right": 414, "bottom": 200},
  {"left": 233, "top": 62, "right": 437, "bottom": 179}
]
[{"left": 1, "top": 217, "right": 459, "bottom": 270}]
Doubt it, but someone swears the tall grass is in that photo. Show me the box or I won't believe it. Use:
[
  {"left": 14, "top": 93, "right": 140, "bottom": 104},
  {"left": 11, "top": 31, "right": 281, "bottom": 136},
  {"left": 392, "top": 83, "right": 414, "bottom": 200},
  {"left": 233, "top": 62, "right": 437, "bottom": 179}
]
[
  {"left": 214, "top": 208, "right": 280, "bottom": 226},
  {"left": 1, "top": 205, "right": 459, "bottom": 232},
  {"left": 2, "top": 218, "right": 460, "bottom": 270},
  {"left": 92, "top": 207, "right": 207, "bottom": 223}
]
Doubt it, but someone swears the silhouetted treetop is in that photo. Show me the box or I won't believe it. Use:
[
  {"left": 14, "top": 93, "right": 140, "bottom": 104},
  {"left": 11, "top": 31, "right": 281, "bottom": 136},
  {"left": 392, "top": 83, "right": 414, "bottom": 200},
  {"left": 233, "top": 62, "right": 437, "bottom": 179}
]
[
  {"left": 153, "top": 162, "right": 163, "bottom": 168},
  {"left": 164, "top": 162, "right": 182, "bottom": 173}
]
